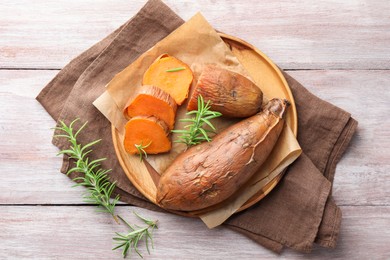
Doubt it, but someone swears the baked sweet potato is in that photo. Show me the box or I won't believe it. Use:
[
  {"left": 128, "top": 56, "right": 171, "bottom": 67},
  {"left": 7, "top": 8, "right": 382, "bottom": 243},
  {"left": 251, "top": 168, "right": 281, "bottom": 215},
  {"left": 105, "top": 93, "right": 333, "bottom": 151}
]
[
  {"left": 143, "top": 54, "right": 193, "bottom": 105},
  {"left": 156, "top": 98, "right": 289, "bottom": 211},
  {"left": 124, "top": 116, "right": 171, "bottom": 155},
  {"left": 187, "top": 65, "right": 263, "bottom": 118},
  {"left": 124, "top": 85, "right": 177, "bottom": 130}
]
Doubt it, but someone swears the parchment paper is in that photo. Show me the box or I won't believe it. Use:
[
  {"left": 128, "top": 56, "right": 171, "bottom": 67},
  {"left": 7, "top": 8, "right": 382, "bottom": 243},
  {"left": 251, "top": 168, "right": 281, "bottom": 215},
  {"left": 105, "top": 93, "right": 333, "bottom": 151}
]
[{"left": 93, "top": 13, "right": 301, "bottom": 228}]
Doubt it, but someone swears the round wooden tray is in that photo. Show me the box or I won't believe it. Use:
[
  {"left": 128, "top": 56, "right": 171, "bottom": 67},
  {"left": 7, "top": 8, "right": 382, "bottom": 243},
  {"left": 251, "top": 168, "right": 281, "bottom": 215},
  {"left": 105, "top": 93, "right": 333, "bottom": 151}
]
[{"left": 112, "top": 33, "right": 297, "bottom": 216}]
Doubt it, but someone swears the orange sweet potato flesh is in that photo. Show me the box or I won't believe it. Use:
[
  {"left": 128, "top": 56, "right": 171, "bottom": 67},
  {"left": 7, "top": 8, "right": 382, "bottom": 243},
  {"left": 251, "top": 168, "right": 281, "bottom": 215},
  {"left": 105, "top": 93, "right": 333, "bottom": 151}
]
[
  {"left": 156, "top": 98, "right": 289, "bottom": 211},
  {"left": 142, "top": 54, "right": 193, "bottom": 105},
  {"left": 187, "top": 65, "right": 263, "bottom": 118},
  {"left": 124, "top": 116, "right": 171, "bottom": 155},
  {"left": 124, "top": 85, "right": 177, "bottom": 130}
]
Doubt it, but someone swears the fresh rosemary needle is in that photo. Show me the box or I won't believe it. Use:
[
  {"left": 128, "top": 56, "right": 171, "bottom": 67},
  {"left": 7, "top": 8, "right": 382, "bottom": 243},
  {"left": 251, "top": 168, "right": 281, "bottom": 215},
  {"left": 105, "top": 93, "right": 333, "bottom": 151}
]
[
  {"left": 54, "top": 119, "right": 120, "bottom": 223},
  {"left": 172, "top": 95, "right": 222, "bottom": 147},
  {"left": 134, "top": 141, "right": 152, "bottom": 162},
  {"left": 166, "top": 67, "right": 185, "bottom": 72},
  {"left": 113, "top": 212, "right": 158, "bottom": 258},
  {"left": 55, "top": 119, "right": 158, "bottom": 258}
]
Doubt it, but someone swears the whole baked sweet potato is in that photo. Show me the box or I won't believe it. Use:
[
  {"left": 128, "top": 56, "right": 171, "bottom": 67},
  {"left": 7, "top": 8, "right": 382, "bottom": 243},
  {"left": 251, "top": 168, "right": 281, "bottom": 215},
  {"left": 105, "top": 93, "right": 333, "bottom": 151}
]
[
  {"left": 156, "top": 98, "right": 289, "bottom": 211},
  {"left": 187, "top": 65, "right": 263, "bottom": 118}
]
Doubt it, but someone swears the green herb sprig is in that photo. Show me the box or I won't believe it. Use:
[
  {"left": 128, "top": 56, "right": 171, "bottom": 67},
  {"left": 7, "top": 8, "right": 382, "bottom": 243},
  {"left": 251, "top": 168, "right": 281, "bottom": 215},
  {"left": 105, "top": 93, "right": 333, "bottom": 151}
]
[
  {"left": 55, "top": 119, "right": 120, "bottom": 222},
  {"left": 113, "top": 213, "right": 158, "bottom": 258},
  {"left": 54, "top": 119, "right": 158, "bottom": 258},
  {"left": 172, "top": 95, "right": 222, "bottom": 147},
  {"left": 166, "top": 67, "right": 185, "bottom": 72},
  {"left": 134, "top": 141, "right": 152, "bottom": 162}
]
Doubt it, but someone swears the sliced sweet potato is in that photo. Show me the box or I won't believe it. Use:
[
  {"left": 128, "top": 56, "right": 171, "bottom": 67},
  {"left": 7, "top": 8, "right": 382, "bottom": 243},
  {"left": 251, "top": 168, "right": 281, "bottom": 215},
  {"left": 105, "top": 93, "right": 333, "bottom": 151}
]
[
  {"left": 124, "top": 85, "right": 177, "bottom": 130},
  {"left": 124, "top": 116, "right": 171, "bottom": 155},
  {"left": 142, "top": 54, "right": 193, "bottom": 105},
  {"left": 187, "top": 65, "right": 263, "bottom": 118}
]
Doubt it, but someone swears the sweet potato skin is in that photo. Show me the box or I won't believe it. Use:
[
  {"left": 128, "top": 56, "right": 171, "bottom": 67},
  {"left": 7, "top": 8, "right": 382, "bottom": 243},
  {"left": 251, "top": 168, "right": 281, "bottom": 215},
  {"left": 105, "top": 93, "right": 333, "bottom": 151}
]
[
  {"left": 156, "top": 98, "right": 289, "bottom": 211},
  {"left": 187, "top": 65, "right": 263, "bottom": 118},
  {"left": 124, "top": 85, "right": 177, "bottom": 130}
]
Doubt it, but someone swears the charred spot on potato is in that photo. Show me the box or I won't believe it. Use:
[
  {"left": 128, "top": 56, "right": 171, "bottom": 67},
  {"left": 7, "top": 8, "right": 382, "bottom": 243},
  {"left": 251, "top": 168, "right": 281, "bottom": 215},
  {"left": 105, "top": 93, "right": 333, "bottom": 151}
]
[{"left": 231, "top": 89, "right": 237, "bottom": 98}]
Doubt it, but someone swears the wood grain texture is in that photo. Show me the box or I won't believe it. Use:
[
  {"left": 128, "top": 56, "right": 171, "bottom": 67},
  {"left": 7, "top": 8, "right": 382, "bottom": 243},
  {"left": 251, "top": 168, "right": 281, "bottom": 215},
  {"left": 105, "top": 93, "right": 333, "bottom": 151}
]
[
  {"left": 1, "top": 0, "right": 389, "bottom": 259},
  {"left": 287, "top": 70, "right": 390, "bottom": 206},
  {"left": 0, "top": 206, "right": 389, "bottom": 259},
  {"left": 0, "top": 70, "right": 86, "bottom": 204},
  {"left": 1, "top": 70, "right": 388, "bottom": 206},
  {"left": 1, "top": 0, "right": 389, "bottom": 69}
]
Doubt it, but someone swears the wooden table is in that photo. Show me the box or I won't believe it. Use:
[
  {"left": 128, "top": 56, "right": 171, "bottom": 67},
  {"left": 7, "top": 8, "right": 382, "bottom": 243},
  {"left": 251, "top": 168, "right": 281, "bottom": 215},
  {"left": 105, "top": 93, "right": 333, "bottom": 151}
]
[{"left": 1, "top": 1, "right": 389, "bottom": 259}]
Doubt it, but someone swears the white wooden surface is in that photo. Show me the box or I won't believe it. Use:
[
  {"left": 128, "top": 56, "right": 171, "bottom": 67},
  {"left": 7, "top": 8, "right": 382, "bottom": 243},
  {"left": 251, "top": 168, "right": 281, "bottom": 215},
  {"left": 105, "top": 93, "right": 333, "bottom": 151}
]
[{"left": 1, "top": 1, "right": 389, "bottom": 259}]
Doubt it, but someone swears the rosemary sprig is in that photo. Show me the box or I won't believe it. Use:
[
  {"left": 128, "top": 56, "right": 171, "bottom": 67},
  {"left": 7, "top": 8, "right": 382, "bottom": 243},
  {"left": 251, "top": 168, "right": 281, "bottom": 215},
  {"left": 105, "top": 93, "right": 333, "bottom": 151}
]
[
  {"left": 172, "top": 95, "right": 222, "bottom": 147},
  {"left": 113, "top": 212, "right": 158, "bottom": 258},
  {"left": 166, "top": 67, "right": 185, "bottom": 72},
  {"left": 55, "top": 119, "right": 159, "bottom": 258},
  {"left": 54, "top": 119, "right": 120, "bottom": 223},
  {"left": 134, "top": 141, "right": 152, "bottom": 162}
]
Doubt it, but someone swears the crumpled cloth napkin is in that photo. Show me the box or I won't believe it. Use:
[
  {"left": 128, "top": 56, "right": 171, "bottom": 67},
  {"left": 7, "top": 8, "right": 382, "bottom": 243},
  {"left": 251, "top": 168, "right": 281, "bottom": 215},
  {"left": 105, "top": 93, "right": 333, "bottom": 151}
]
[{"left": 36, "top": 0, "right": 357, "bottom": 253}]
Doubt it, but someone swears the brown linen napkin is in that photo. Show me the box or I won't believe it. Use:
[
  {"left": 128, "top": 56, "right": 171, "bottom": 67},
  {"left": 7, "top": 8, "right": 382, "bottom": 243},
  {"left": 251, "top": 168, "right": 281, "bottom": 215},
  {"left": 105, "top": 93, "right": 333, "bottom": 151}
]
[
  {"left": 36, "top": 0, "right": 357, "bottom": 253},
  {"left": 225, "top": 75, "right": 358, "bottom": 251}
]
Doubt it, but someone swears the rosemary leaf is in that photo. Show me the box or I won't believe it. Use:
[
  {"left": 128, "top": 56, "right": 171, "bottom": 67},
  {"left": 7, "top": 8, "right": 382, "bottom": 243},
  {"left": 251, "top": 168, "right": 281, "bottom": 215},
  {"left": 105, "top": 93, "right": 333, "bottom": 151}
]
[
  {"left": 171, "top": 95, "right": 222, "bottom": 147},
  {"left": 165, "top": 67, "right": 185, "bottom": 72},
  {"left": 113, "top": 213, "right": 158, "bottom": 258},
  {"left": 54, "top": 119, "right": 120, "bottom": 222},
  {"left": 55, "top": 119, "right": 158, "bottom": 258},
  {"left": 134, "top": 141, "right": 152, "bottom": 162}
]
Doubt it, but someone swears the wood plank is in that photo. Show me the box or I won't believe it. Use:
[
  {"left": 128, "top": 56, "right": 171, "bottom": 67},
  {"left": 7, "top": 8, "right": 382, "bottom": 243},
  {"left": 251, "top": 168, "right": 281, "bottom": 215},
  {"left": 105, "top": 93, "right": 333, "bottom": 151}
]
[
  {"left": 0, "top": 69, "right": 388, "bottom": 206},
  {"left": 1, "top": 0, "right": 389, "bottom": 70},
  {"left": 0, "top": 70, "right": 86, "bottom": 204},
  {"left": 288, "top": 70, "right": 390, "bottom": 206},
  {"left": 0, "top": 205, "right": 389, "bottom": 259}
]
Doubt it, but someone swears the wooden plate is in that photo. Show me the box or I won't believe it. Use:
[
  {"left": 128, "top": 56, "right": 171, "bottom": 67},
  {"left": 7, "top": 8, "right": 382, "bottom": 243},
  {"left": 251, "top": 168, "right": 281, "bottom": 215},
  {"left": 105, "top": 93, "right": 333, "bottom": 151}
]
[
  {"left": 112, "top": 33, "right": 297, "bottom": 216},
  {"left": 219, "top": 33, "right": 297, "bottom": 211}
]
